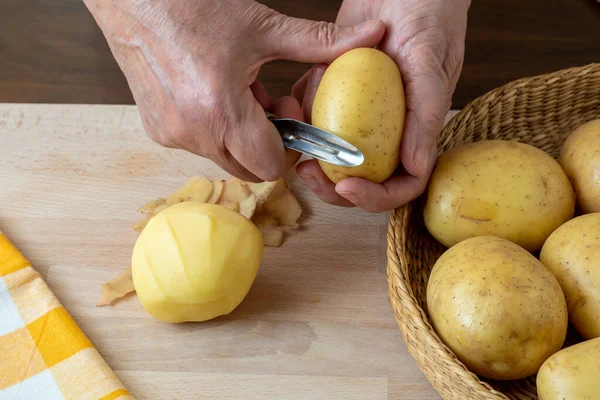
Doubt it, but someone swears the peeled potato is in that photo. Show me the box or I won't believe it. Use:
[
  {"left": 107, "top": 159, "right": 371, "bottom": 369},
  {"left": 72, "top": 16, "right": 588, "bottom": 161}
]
[
  {"left": 103, "top": 175, "right": 304, "bottom": 308},
  {"left": 132, "top": 202, "right": 264, "bottom": 322}
]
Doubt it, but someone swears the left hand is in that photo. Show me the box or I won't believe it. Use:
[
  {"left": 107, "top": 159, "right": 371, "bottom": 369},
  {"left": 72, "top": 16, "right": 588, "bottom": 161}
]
[{"left": 292, "top": 0, "right": 470, "bottom": 212}]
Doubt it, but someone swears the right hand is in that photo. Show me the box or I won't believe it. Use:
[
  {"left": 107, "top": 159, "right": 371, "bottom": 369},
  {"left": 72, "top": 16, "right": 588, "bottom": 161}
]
[{"left": 83, "top": 0, "right": 385, "bottom": 182}]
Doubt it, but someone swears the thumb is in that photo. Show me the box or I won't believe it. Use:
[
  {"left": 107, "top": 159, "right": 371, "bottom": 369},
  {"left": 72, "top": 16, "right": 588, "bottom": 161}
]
[
  {"left": 263, "top": 16, "right": 385, "bottom": 63},
  {"left": 400, "top": 73, "right": 451, "bottom": 178}
]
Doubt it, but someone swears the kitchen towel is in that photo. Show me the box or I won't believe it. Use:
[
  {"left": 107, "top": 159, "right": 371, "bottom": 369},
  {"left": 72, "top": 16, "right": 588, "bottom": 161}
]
[{"left": 0, "top": 231, "right": 133, "bottom": 399}]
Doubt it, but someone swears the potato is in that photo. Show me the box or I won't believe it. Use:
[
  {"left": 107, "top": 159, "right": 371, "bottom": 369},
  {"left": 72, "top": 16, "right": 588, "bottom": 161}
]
[
  {"left": 427, "top": 236, "right": 568, "bottom": 380},
  {"left": 559, "top": 119, "right": 600, "bottom": 213},
  {"left": 536, "top": 337, "right": 600, "bottom": 400},
  {"left": 311, "top": 47, "right": 406, "bottom": 184},
  {"left": 423, "top": 140, "right": 575, "bottom": 252},
  {"left": 131, "top": 202, "right": 263, "bottom": 323},
  {"left": 540, "top": 213, "right": 600, "bottom": 339}
]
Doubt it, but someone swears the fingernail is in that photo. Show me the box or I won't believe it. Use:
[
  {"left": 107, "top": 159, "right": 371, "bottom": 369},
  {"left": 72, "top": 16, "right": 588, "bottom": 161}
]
[
  {"left": 355, "top": 20, "right": 380, "bottom": 34},
  {"left": 337, "top": 191, "right": 359, "bottom": 205}
]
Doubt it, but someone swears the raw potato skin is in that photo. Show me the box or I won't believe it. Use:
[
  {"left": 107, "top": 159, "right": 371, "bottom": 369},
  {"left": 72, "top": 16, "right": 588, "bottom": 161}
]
[
  {"left": 423, "top": 140, "right": 575, "bottom": 252},
  {"left": 427, "top": 236, "right": 568, "bottom": 380},
  {"left": 311, "top": 47, "right": 406, "bottom": 184},
  {"left": 536, "top": 337, "right": 600, "bottom": 400},
  {"left": 559, "top": 119, "right": 600, "bottom": 214},
  {"left": 131, "top": 202, "right": 264, "bottom": 323},
  {"left": 540, "top": 213, "right": 600, "bottom": 340}
]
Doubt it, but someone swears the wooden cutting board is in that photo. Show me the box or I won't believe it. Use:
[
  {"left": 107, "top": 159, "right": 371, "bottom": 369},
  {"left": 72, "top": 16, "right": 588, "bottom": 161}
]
[{"left": 1, "top": 104, "right": 457, "bottom": 400}]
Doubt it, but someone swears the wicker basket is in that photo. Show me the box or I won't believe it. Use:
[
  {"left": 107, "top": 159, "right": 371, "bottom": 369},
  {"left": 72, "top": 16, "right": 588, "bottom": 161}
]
[{"left": 386, "top": 63, "right": 600, "bottom": 400}]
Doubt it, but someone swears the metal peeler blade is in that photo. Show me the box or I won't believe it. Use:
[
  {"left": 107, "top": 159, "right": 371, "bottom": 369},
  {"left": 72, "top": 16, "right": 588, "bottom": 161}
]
[{"left": 266, "top": 113, "right": 364, "bottom": 167}]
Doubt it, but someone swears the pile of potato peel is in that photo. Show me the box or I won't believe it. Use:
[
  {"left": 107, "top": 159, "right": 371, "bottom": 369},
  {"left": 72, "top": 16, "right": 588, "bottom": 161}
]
[{"left": 97, "top": 176, "right": 302, "bottom": 307}]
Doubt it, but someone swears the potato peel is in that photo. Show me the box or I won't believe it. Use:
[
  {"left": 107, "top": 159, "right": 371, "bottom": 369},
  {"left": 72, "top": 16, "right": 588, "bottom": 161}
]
[
  {"left": 207, "top": 180, "right": 224, "bottom": 204},
  {"left": 97, "top": 267, "right": 135, "bottom": 307},
  {"left": 258, "top": 225, "right": 284, "bottom": 247},
  {"left": 247, "top": 181, "right": 279, "bottom": 208},
  {"left": 220, "top": 177, "right": 251, "bottom": 203},
  {"left": 239, "top": 193, "right": 258, "bottom": 219},
  {"left": 166, "top": 176, "right": 212, "bottom": 205},
  {"left": 221, "top": 201, "right": 239, "bottom": 212},
  {"left": 252, "top": 214, "right": 279, "bottom": 227},
  {"left": 132, "top": 176, "right": 301, "bottom": 242},
  {"left": 139, "top": 198, "right": 166, "bottom": 216},
  {"left": 258, "top": 187, "right": 302, "bottom": 229}
]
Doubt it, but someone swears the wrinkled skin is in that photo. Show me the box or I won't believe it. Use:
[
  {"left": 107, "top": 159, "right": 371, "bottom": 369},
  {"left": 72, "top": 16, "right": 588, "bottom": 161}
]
[
  {"left": 82, "top": 0, "right": 384, "bottom": 182},
  {"left": 294, "top": 0, "right": 470, "bottom": 212}
]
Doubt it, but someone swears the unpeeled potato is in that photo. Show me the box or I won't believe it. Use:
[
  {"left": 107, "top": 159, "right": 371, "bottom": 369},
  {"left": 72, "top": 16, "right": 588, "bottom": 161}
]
[
  {"left": 540, "top": 213, "right": 600, "bottom": 339},
  {"left": 423, "top": 140, "right": 575, "bottom": 252},
  {"left": 537, "top": 337, "right": 600, "bottom": 400},
  {"left": 312, "top": 47, "right": 406, "bottom": 184},
  {"left": 427, "top": 236, "right": 568, "bottom": 380},
  {"left": 559, "top": 119, "right": 600, "bottom": 213}
]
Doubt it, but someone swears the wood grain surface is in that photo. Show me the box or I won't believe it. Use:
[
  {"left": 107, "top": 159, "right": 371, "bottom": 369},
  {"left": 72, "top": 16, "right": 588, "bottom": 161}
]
[
  {"left": 0, "top": 103, "right": 458, "bottom": 399},
  {"left": 1, "top": 0, "right": 599, "bottom": 107}
]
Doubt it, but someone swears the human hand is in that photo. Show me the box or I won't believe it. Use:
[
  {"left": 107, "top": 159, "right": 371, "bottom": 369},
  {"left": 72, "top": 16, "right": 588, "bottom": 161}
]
[
  {"left": 293, "top": 0, "right": 470, "bottom": 211},
  {"left": 82, "top": 0, "right": 385, "bottom": 182}
]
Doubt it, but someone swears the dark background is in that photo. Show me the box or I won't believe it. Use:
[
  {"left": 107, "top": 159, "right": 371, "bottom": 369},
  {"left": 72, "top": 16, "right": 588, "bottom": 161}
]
[{"left": 1, "top": 0, "right": 599, "bottom": 108}]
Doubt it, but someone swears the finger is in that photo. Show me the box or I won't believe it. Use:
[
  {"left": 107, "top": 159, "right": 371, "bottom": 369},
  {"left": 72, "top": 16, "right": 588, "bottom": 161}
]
[
  {"left": 250, "top": 80, "right": 273, "bottom": 110},
  {"left": 271, "top": 95, "right": 303, "bottom": 170},
  {"left": 218, "top": 151, "right": 262, "bottom": 183},
  {"left": 261, "top": 16, "right": 385, "bottom": 63},
  {"left": 226, "top": 89, "right": 289, "bottom": 182},
  {"left": 291, "top": 69, "right": 312, "bottom": 103},
  {"left": 400, "top": 73, "right": 449, "bottom": 178},
  {"left": 296, "top": 160, "right": 355, "bottom": 207},
  {"left": 291, "top": 64, "right": 328, "bottom": 123},
  {"left": 300, "top": 65, "right": 327, "bottom": 123},
  {"left": 335, "top": 150, "right": 437, "bottom": 213}
]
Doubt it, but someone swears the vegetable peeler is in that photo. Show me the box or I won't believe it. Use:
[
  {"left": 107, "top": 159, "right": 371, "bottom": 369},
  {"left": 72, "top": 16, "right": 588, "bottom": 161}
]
[{"left": 266, "top": 112, "right": 364, "bottom": 167}]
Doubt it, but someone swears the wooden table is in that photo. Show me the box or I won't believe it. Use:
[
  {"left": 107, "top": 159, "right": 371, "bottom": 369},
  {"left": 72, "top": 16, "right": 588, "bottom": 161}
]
[
  {"left": 1, "top": 0, "right": 600, "bottom": 107},
  {"left": 1, "top": 103, "right": 460, "bottom": 399}
]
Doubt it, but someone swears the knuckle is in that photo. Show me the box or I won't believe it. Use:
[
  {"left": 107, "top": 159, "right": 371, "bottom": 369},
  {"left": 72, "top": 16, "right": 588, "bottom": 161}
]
[{"left": 315, "top": 21, "right": 339, "bottom": 49}]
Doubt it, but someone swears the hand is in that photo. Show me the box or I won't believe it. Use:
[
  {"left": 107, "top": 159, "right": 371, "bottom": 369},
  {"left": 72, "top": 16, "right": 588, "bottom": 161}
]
[
  {"left": 293, "top": 0, "right": 470, "bottom": 211},
  {"left": 82, "top": 0, "right": 385, "bottom": 182}
]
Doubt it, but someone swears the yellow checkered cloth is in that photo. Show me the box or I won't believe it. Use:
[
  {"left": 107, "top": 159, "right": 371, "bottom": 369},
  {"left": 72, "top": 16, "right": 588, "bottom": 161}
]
[{"left": 0, "top": 232, "right": 133, "bottom": 400}]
